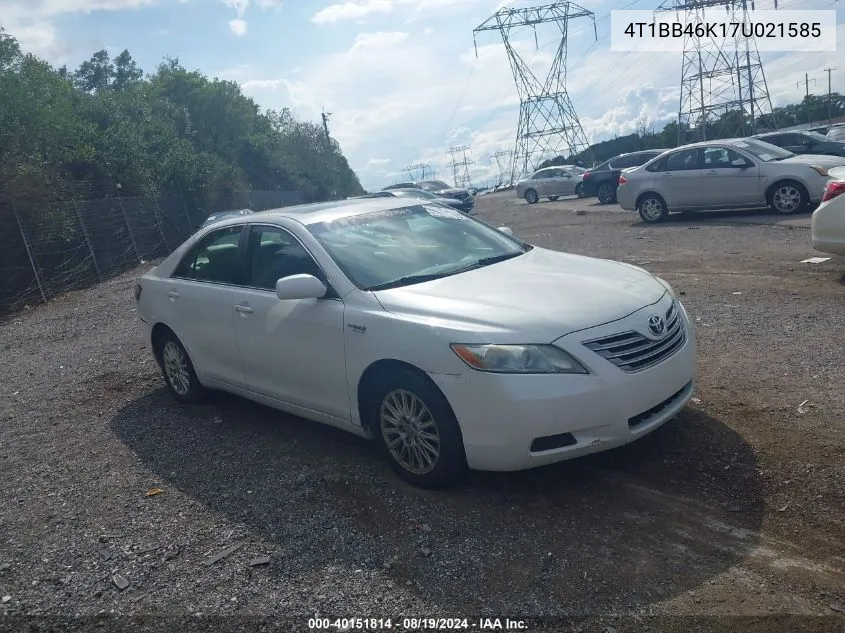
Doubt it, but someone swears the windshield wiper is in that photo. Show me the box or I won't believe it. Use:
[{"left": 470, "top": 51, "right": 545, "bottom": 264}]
[
  {"left": 367, "top": 272, "right": 456, "bottom": 291},
  {"left": 473, "top": 252, "right": 524, "bottom": 267}
]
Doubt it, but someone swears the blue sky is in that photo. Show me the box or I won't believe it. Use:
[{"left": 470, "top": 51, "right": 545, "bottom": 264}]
[{"left": 2, "top": 0, "right": 844, "bottom": 191}]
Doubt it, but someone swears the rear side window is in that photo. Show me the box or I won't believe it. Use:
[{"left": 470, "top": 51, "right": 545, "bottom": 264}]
[
  {"left": 665, "top": 148, "right": 701, "bottom": 171},
  {"left": 173, "top": 226, "right": 243, "bottom": 284}
]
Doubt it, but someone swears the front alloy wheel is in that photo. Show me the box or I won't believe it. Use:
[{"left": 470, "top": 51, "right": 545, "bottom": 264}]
[
  {"left": 770, "top": 182, "right": 806, "bottom": 214},
  {"left": 380, "top": 389, "right": 440, "bottom": 475}
]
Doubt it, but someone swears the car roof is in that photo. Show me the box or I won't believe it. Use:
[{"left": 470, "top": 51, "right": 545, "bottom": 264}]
[{"left": 204, "top": 197, "right": 432, "bottom": 228}]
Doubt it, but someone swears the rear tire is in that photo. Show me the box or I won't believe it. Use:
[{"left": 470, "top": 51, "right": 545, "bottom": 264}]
[
  {"left": 524, "top": 189, "right": 539, "bottom": 205},
  {"left": 369, "top": 368, "right": 468, "bottom": 489},
  {"left": 597, "top": 183, "right": 617, "bottom": 204},
  {"left": 154, "top": 331, "right": 207, "bottom": 403},
  {"left": 638, "top": 194, "right": 669, "bottom": 224},
  {"left": 575, "top": 182, "right": 584, "bottom": 198}
]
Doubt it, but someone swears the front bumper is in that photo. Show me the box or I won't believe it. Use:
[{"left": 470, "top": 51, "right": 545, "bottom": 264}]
[{"left": 428, "top": 298, "right": 696, "bottom": 471}]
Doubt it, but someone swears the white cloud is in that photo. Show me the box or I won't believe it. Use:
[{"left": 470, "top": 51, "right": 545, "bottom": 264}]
[
  {"left": 229, "top": 18, "right": 248, "bottom": 35},
  {"left": 311, "top": 0, "right": 475, "bottom": 25}
]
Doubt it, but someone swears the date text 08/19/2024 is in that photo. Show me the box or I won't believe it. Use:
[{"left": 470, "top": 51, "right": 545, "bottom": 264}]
[{"left": 307, "top": 618, "right": 528, "bottom": 630}]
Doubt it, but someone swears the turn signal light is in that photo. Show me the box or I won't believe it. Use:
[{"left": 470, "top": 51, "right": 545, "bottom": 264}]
[{"left": 618, "top": 175, "right": 628, "bottom": 185}]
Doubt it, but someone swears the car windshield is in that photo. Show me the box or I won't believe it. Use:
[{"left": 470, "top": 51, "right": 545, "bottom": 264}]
[
  {"left": 390, "top": 189, "right": 437, "bottom": 200},
  {"left": 732, "top": 138, "right": 794, "bottom": 161},
  {"left": 307, "top": 204, "right": 529, "bottom": 291},
  {"left": 417, "top": 180, "right": 452, "bottom": 192}
]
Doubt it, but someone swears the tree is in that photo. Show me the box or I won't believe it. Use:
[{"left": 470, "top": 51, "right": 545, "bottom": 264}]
[
  {"left": 113, "top": 50, "right": 142, "bottom": 91},
  {"left": 73, "top": 49, "right": 114, "bottom": 93}
]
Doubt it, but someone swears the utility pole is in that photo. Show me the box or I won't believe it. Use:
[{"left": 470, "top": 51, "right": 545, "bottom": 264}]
[
  {"left": 796, "top": 75, "right": 817, "bottom": 126},
  {"left": 321, "top": 109, "right": 337, "bottom": 200},
  {"left": 825, "top": 67, "right": 837, "bottom": 125},
  {"left": 405, "top": 163, "right": 432, "bottom": 181}
]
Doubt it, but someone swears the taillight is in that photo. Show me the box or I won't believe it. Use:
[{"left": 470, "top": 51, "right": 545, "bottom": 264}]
[
  {"left": 582, "top": 171, "right": 591, "bottom": 179},
  {"left": 134, "top": 283, "right": 142, "bottom": 301},
  {"left": 618, "top": 175, "right": 628, "bottom": 185},
  {"left": 821, "top": 181, "right": 845, "bottom": 203}
]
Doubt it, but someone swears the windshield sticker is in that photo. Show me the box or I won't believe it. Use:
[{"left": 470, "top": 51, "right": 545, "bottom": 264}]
[
  {"left": 425, "top": 205, "right": 464, "bottom": 219},
  {"left": 759, "top": 154, "right": 773, "bottom": 161}
]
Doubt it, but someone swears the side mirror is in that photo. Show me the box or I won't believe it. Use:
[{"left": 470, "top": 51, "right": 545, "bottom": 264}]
[
  {"left": 275, "top": 274, "right": 327, "bottom": 300},
  {"left": 732, "top": 159, "right": 750, "bottom": 168},
  {"left": 497, "top": 226, "right": 514, "bottom": 236}
]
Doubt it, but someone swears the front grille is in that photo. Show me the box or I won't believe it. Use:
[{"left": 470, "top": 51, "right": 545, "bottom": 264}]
[{"left": 583, "top": 302, "right": 685, "bottom": 373}]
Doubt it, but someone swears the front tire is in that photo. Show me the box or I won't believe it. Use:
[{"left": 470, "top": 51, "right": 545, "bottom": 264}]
[
  {"left": 597, "top": 183, "right": 616, "bottom": 204},
  {"left": 768, "top": 180, "right": 808, "bottom": 215},
  {"left": 524, "top": 189, "right": 539, "bottom": 205},
  {"left": 155, "top": 331, "right": 206, "bottom": 403},
  {"left": 638, "top": 194, "right": 669, "bottom": 224},
  {"left": 575, "top": 182, "right": 583, "bottom": 198},
  {"left": 370, "top": 368, "right": 467, "bottom": 488}
]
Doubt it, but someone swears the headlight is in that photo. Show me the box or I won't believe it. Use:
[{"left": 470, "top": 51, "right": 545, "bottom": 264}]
[
  {"left": 655, "top": 276, "right": 676, "bottom": 298},
  {"left": 450, "top": 344, "right": 588, "bottom": 374},
  {"left": 810, "top": 166, "right": 829, "bottom": 176}
]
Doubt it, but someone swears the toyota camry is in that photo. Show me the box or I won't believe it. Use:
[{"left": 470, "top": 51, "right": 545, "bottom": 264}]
[{"left": 135, "top": 197, "right": 696, "bottom": 488}]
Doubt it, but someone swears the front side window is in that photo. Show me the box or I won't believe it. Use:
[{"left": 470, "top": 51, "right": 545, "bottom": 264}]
[
  {"left": 245, "top": 226, "right": 323, "bottom": 291},
  {"left": 173, "top": 225, "right": 243, "bottom": 284},
  {"left": 307, "top": 204, "right": 529, "bottom": 291},
  {"left": 703, "top": 147, "right": 747, "bottom": 168}
]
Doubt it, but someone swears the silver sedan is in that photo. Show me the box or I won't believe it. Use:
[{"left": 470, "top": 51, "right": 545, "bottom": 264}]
[
  {"left": 516, "top": 166, "right": 585, "bottom": 204},
  {"left": 616, "top": 138, "right": 845, "bottom": 223}
]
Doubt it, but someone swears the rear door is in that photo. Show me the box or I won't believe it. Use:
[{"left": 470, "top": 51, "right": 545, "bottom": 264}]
[
  {"left": 655, "top": 148, "right": 703, "bottom": 208},
  {"left": 163, "top": 225, "right": 246, "bottom": 386}
]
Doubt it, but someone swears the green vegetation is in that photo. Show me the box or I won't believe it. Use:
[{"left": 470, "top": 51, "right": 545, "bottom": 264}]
[
  {"left": 541, "top": 95, "right": 845, "bottom": 169},
  {"left": 0, "top": 27, "right": 364, "bottom": 215}
]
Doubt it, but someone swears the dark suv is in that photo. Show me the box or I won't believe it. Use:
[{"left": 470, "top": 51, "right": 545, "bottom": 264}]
[
  {"left": 753, "top": 131, "right": 845, "bottom": 157},
  {"left": 581, "top": 149, "right": 667, "bottom": 204}
]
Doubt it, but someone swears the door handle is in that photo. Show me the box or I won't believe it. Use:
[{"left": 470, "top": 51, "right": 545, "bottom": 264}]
[
  {"left": 234, "top": 304, "right": 253, "bottom": 314},
  {"left": 705, "top": 170, "right": 719, "bottom": 175},
  {"left": 661, "top": 173, "right": 673, "bottom": 177},
  {"left": 167, "top": 290, "right": 179, "bottom": 300}
]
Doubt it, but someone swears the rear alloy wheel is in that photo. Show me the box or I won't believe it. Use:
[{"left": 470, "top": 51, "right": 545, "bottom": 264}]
[
  {"left": 769, "top": 181, "right": 808, "bottom": 215},
  {"left": 638, "top": 194, "right": 669, "bottom": 224},
  {"left": 371, "top": 368, "right": 467, "bottom": 488},
  {"left": 597, "top": 183, "right": 617, "bottom": 204},
  {"left": 155, "top": 332, "right": 206, "bottom": 403},
  {"left": 524, "top": 189, "right": 539, "bottom": 205}
]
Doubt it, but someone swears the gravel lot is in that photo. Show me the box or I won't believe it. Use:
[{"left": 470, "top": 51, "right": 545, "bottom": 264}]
[{"left": 1, "top": 191, "right": 843, "bottom": 633}]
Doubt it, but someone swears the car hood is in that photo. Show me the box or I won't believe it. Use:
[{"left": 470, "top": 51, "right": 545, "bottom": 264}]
[
  {"left": 434, "top": 197, "right": 463, "bottom": 206},
  {"left": 777, "top": 154, "right": 845, "bottom": 167},
  {"left": 373, "top": 247, "right": 666, "bottom": 341}
]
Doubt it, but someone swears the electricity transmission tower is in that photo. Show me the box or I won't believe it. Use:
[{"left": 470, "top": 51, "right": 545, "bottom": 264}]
[
  {"left": 657, "top": 0, "right": 778, "bottom": 144},
  {"left": 447, "top": 146, "right": 473, "bottom": 189},
  {"left": 473, "top": 2, "right": 596, "bottom": 183},
  {"left": 491, "top": 150, "right": 514, "bottom": 186},
  {"left": 405, "top": 163, "right": 432, "bottom": 181}
]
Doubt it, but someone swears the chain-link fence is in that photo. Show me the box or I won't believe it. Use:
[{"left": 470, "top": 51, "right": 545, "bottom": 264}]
[{"left": 0, "top": 188, "right": 303, "bottom": 316}]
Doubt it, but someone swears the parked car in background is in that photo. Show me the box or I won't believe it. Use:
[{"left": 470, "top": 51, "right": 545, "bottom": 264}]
[
  {"left": 198, "top": 208, "right": 253, "bottom": 231},
  {"left": 383, "top": 180, "right": 475, "bottom": 212},
  {"left": 827, "top": 125, "right": 845, "bottom": 142},
  {"left": 753, "top": 131, "right": 845, "bottom": 157},
  {"left": 580, "top": 150, "right": 668, "bottom": 204},
  {"left": 811, "top": 167, "right": 845, "bottom": 256},
  {"left": 616, "top": 138, "right": 845, "bottom": 223},
  {"left": 135, "top": 197, "right": 695, "bottom": 488},
  {"left": 357, "top": 188, "right": 471, "bottom": 212},
  {"left": 516, "top": 165, "right": 586, "bottom": 204}
]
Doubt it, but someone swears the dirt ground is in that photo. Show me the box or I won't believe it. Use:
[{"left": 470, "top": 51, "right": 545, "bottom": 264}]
[{"left": 1, "top": 191, "right": 843, "bottom": 633}]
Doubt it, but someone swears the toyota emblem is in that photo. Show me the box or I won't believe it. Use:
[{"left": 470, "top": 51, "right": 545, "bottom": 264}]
[{"left": 647, "top": 315, "right": 666, "bottom": 337}]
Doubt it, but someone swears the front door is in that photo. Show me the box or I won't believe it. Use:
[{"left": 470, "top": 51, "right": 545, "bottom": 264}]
[
  {"left": 230, "top": 224, "right": 350, "bottom": 420},
  {"left": 701, "top": 146, "right": 763, "bottom": 207}
]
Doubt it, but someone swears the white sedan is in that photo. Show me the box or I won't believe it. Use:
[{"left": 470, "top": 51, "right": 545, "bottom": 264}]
[
  {"left": 812, "top": 167, "right": 845, "bottom": 255},
  {"left": 135, "top": 198, "right": 696, "bottom": 488}
]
